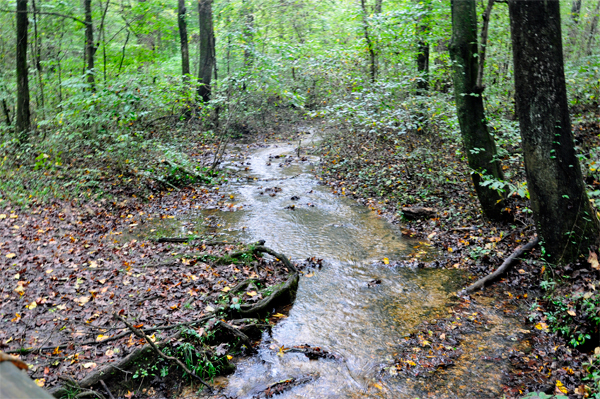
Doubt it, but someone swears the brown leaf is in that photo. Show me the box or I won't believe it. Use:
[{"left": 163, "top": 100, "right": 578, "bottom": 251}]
[{"left": 589, "top": 251, "right": 600, "bottom": 270}]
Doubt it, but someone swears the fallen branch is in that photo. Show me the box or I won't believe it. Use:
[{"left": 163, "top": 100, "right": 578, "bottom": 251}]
[
  {"left": 113, "top": 313, "right": 212, "bottom": 392},
  {"left": 460, "top": 236, "right": 539, "bottom": 294},
  {"left": 8, "top": 316, "right": 213, "bottom": 355}
]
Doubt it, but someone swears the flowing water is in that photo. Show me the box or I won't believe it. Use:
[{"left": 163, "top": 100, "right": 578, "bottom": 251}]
[{"left": 140, "top": 129, "right": 524, "bottom": 398}]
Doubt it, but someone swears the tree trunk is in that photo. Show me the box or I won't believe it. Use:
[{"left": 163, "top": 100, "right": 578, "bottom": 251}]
[
  {"left": 416, "top": 0, "right": 430, "bottom": 93},
  {"left": 16, "top": 0, "right": 31, "bottom": 138},
  {"left": 31, "top": 0, "right": 45, "bottom": 119},
  {"left": 586, "top": 0, "right": 600, "bottom": 56},
  {"left": 449, "top": 0, "right": 507, "bottom": 221},
  {"left": 84, "top": 0, "right": 95, "bottom": 89},
  {"left": 178, "top": 0, "right": 190, "bottom": 79},
  {"left": 197, "top": 0, "right": 215, "bottom": 102},
  {"left": 476, "top": 0, "right": 495, "bottom": 90},
  {"left": 360, "top": 0, "right": 376, "bottom": 82},
  {"left": 508, "top": 0, "right": 600, "bottom": 263},
  {"left": 242, "top": 0, "right": 254, "bottom": 69}
]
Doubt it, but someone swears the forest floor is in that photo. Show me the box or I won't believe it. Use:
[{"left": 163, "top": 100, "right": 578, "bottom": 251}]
[
  {"left": 318, "top": 110, "right": 600, "bottom": 398},
  {"left": 1, "top": 110, "right": 599, "bottom": 399}
]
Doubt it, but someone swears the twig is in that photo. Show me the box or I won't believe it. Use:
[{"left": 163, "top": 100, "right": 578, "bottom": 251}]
[
  {"left": 113, "top": 313, "right": 212, "bottom": 392},
  {"left": 99, "top": 380, "right": 115, "bottom": 399},
  {"left": 460, "top": 236, "right": 539, "bottom": 294}
]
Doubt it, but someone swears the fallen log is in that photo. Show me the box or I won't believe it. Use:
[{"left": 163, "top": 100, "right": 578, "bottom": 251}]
[
  {"left": 460, "top": 236, "right": 539, "bottom": 294},
  {"left": 401, "top": 207, "right": 437, "bottom": 220}
]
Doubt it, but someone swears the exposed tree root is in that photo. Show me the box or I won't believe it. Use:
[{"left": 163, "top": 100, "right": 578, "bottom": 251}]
[
  {"left": 237, "top": 272, "right": 299, "bottom": 318},
  {"left": 113, "top": 314, "right": 213, "bottom": 392},
  {"left": 460, "top": 236, "right": 539, "bottom": 294}
]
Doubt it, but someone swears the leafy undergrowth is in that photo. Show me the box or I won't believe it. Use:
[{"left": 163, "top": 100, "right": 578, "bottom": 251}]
[
  {"left": 0, "top": 185, "right": 311, "bottom": 398},
  {"left": 318, "top": 111, "right": 600, "bottom": 398}
]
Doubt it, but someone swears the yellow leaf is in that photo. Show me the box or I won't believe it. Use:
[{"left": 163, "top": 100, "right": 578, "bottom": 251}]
[
  {"left": 0, "top": 214, "right": 6, "bottom": 219},
  {"left": 556, "top": 380, "right": 568, "bottom": 394},
  {"left": 34, "top": 378, "right": 46, "bottom": 387},
  {"left": 567, "top": 310, "right": 577, "bottom": 317},
  {"left": 222, "top": 286, "right": 231, "bottom": 292},
  {"left": 383, "top": 258, "right": 390, "bottom": 265},
  {"left": 421, "top": 340, "right": 431, "bottom": 347},
  {"left": 83, "top": 362, "right": 97, "bottom": 369},
  {"left": 535, "top": 322, "right": 549, "bottom": 331},
  {"left": 105, "top": 349, "right": 114, "bottom": 357},
  {"left": 373, "top": 383, "right": 383, "bottom": 390},
  {"left": 447, "top": 247, "right": 453, "bottom": 252},
  {"left": 272, "top": 313, "right": 287, "bottom": 318},
  {"left": 96, "top": 335, "right": 106, "bottom": 342},
  {"left": 227, "top": 355, "right": 233, "bottom": 360},
  {"left": 6, "top": 253, "right": 16, "bottom": 259},
  {"left": 89, "top": 260, "right": 98, "bottom": 268},
  {"left": 9, "top": 214, "right": 17, "bottom": 219},
  {"left": 27, "top": 301, "right": 37, "bottom": 310},
  {"left": 247, "top": 291, "right": 257, "bottom": 296}
]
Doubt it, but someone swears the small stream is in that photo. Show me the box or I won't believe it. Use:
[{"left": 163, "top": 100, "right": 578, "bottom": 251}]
[{"left": 139, "top": 129, "right": 523, "bottom": 398}]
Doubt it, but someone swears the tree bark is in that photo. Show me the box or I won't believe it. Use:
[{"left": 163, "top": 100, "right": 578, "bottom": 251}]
[
  {"left": 586, "top": 0, "right": 600, "bottom": 56},
  {"left": 476, "top": 0, "right": 494, "bottom": 90},
  {"left": 197, "top": 0, "right": 215, "bottom": 102},
  {"left": 16, "top": 0, "right": 31, "bottom": 138},
  {"left": 360, "top": 0, "right": 376, "bottom": 82},
  {"left": 449, "top": 0, "right": 507, "bottom": 221},
  {"left": 508, "top": 0, "right": 600, "bottom": 263},
  {"left": 84, "top": 0, "right": 95, "bottom": 89},
  {"left": 416, "top": 0, "right": 430, "bottom": 93},
  {"left": 177, "top": 0, "right": 190, "bottom": 79}
]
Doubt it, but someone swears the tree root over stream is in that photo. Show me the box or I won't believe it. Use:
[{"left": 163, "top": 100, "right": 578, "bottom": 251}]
[{"left": 48, "top": 243, "right": 300, "bottom": 398}]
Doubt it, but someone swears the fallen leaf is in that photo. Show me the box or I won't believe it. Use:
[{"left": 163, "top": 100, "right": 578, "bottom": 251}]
[
  {"left": 272, "top": 313, "right": 287, "bottom": 318},
  {"left": 96, "top": 335, "right": 107, "bottom": 342},
  {"left": 383, "top": 258, "right": 390, "bottom": 265},
  {"left": 567, "top": 310, "right": 577, "bottom": 317},
  {"left": 373, "top": 383, "right": 383, "bottom": 390},
  {"left": 89, "top": 260, "right": 98, "bottom": 268},
  {"left": 74, "top": 296, "right": 90, "bottom": 306},
  {"left": 556, "top": 380, "right": 568, "bottom": 394},
  {"left": 125, "top": 390, "right": 134, "bottom": 399},
  {"left": 6, "top": 253, "right": 16, "bottom": 259},
  {"left": 589, "top": 251, "right": 599, "bottom": 270},
  {"left": 247, "top": 291, "right": 257, "bottom": 296},
  {"left": 34, "top": 378, "right": 45, "bottom": 387},
  {"left": 205, "top": 305, "right": 215, "bottom": 312},
  {"left": 27, "top": 301, "right": 37, "bottom": 310},
  {"left": 535, "top": 322, "right": 549, "bottom": 331},
  {"left": 305, "top": 272, "right": 314, "bottom": 277},
  {"left": 221, "top": 286, "right": 231, "bottom": 292},
  {"left": 0, "top": 214, "right": 6, "bottom": 219},
  {"left": 83, "top": 362, "right": 97, "bottom": 369}
]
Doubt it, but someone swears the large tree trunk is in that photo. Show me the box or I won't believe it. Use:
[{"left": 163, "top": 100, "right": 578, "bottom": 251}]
[
  {"left": 197, "top": 0, "right": 215, "bottom": 102},
  {"left": 508, "top": 0, "right": 600, "bottom": 263},
  {"left": 449, "top": 0, "right": 506, "bottom": 221},
  {"left": 84, "top": 0, "right": 95, "bottom": 89},
  {"left": 177, "top": 0, "right": 190, "bottom": 79},
  {"left": 16, "top": 0, "right": 31, "bottom": 138},
  {"left": 415, "top": 0, "right": 430, "bottom": 93}
]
